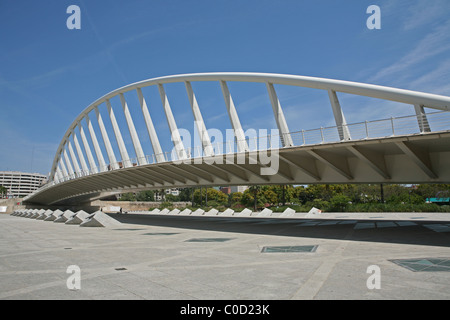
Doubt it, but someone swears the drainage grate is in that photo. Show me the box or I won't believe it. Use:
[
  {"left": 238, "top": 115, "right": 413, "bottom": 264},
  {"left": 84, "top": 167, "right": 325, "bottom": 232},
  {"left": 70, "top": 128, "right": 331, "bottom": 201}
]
[
  {"left": 143, "top": 232, "right": 179, "bottom": 235},
  {"left": 261, "top": 245, "right": 318, "bottom": 253},
  {"left": 390, "top": 258, "right": 450, "bottom": 272},
  {"left": 185, "top": 238, "right": 234, "bottom": 242}
]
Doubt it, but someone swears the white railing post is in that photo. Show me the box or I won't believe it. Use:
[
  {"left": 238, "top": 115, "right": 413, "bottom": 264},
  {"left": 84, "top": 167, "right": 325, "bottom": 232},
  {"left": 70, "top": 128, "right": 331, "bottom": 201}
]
[
  {"left": 365, "top": 121, "right": 369, "bottom": 138},
  {"left": 391, "top": 117, "right": 395, "bottom": 136}
]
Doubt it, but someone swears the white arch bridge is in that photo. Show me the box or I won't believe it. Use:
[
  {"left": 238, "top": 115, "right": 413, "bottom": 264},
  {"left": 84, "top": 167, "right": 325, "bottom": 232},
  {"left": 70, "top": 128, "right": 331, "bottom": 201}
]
[{"left": 24, "top": 73, "right": 450, "bottom": 205}]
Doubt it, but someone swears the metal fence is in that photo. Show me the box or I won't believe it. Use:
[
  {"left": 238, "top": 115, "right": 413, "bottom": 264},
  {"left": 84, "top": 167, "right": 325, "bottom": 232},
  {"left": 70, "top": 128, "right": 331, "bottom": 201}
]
[{"left": 31, "top": 110, "right": 450, "bottom": 192}]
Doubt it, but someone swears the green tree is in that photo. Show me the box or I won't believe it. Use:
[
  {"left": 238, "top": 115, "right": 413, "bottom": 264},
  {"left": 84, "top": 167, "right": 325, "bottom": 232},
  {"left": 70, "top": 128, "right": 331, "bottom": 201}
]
[
  {"left": 136, "top": 190, "right": 155, "bottom": 201},
  {"left": 247, "top": 186, "right": 263, "bottom": 211},
  {"left": 262, "top": 188, "right": 278, "bottom": 205},
  {"left": 294, "top": 185, "right": 315, "bottom": 204},
  {"left": 178, "top": 188, "right": 193, "bottom": 202},
  {"left": 230, "top": 192, "right": 243, "bottom": 205},
  {"left": 0, "top": 185, "right": 7, "bottom": 198},
  {"left": 165, "top": 193, "right": 179, "bottom": 202},
  {"left": 193, "top": 188, "right": 228, "bottom": 206},
  {"left": 119, "top": 192, "right": 136, "bottom": 201},
  {"left": 329, "top": 194, "right": 351, "bottom": 212},
  {"left": 416, "top": 184, "right": 450, "bottom": 199}
]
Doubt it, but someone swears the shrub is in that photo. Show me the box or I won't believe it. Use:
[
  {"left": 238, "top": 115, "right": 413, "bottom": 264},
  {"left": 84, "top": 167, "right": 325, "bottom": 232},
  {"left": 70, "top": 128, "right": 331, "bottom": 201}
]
[{"left": 329, "top": 194, "right": 351, "bottom": 212}]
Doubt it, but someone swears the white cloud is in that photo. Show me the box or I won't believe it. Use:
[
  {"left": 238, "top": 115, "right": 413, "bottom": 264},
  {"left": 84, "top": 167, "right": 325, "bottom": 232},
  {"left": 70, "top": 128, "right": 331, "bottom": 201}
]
[
  {"left": 402, "top": 0, "right": 448, "bottom": 31},
  {"left": 369, "top": 20, "right": 450, "bottom": 83},
  {"left": 409, "top": 59, "right": 450, "bottom": 95}
]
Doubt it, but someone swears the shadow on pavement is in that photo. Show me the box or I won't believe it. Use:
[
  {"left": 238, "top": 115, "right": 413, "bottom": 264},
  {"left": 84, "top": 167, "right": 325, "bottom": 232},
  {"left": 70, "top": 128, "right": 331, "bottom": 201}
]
[{"left": 108, "top": 213, "right": 450, "bottom": 248}]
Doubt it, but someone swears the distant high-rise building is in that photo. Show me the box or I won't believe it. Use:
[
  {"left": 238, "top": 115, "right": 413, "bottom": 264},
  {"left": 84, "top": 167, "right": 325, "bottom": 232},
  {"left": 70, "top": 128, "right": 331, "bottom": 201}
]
[
  {"left": 230, "top": 186, "right": 249, "bottom": 193},
  {"left": 0, "top": 171, "right": 47, "bottom": 198}
]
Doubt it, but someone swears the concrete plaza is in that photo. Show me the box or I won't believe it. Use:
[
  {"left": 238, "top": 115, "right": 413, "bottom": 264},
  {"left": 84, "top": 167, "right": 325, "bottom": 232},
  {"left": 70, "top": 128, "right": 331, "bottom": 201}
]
[{"left": 1, "top": 212, "right": 450, "bottom": 300}]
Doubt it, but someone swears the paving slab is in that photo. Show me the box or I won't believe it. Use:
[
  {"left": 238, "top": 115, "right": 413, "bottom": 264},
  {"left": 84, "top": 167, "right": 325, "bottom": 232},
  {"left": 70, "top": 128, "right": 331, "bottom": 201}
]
[{"left": 1, "top": 213, "right": 450, "bottom": 300}]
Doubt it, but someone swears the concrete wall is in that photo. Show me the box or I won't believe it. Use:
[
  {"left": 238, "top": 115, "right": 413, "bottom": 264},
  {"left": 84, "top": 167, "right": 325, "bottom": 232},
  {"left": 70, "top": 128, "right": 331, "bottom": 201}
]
[
  {"left": 2, "top": 198, "right": 191, "bottom": 214},
  {"left": 90, "top": 200, "right": 191, "bottom": 212},
  {"left": 0, "top": 198, "right": 25, "bottom": 214}
]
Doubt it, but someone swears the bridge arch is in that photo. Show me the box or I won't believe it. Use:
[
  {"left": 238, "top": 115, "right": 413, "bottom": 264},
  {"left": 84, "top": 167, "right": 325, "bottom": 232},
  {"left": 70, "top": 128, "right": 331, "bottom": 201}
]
[{"left": 24, "top": 73, "right": 450, "bottom": 205}]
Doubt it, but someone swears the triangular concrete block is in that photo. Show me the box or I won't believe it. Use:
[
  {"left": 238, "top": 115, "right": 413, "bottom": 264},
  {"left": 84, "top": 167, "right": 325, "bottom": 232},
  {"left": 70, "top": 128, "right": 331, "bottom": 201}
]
[
  {"left": 65, "top": 210, "right": 90, "bottom": 225},
  {"left": 306, "top": 207, "right": 322, "bottom": 217},
  {"left": 37, "top": 210, "right": 53, "bottom": 220},
  {"left": 205, "top": 208, "right": 219, "bottom": 216},
  {"left": 54, "top": 210, "right": 75, "bottom": 223},
  {"left": 17, "top": 209, "right": 28, "bottom": 217},
  {"left": 44, "top": 209, "right": 64, "bottom": 221},
  {"left": 23, "top": 209, "right": 34, "bottom": 217},
  {"left": 258, "top": 208, "right": 273, "bottom": 217},
  {"left": 237, "top": 208, "right": 252, "bottom": 216},
  {"left": 80, "top": 211, "right": 122, "bottom": 228},
  {"left": 34, "top": 209, "right": 48, "bottom": 219},
  {"left": 26, "top": 209, "right": 35, "bottom": 218},
  {"left": 159, "top": 208, "right": 170, "bottom": 215},
  {"left": 30, "top": 209, "right": 40, "bottom": 217},
  {"left": 31, "top": 209, "right": 45, "bottom": 219},
  {"left": 168, "top": 209, "right": 180, "bottom": 215},
  {"left": 191, "top": 209, "right": 205, "bottom": 216},
  {"left": 26, "top": 209, "right": 36, "bottom": 217},
  {"left": 220, "top": 208, "right": 235, "bottom": 216},
  {"left": 26, "top": 209, "right": 38, "bottom": 218},
  {"left": 11, "top": 209, "right": 22, "bottom": 216},
  {"left": 20, "top": 209, "right": 30, "bottom": 217},
  {"left": 281, "top": 208, "right": 295, "bottom": 217},
  {"left": 179, "top": 208, "right": 192, "bottom": 215},
  {"left": 149, "top": 208, "right": 160, "bottom": 214},
  {"left": 309, "top": 207, "right": 322, "bottom": 214}
]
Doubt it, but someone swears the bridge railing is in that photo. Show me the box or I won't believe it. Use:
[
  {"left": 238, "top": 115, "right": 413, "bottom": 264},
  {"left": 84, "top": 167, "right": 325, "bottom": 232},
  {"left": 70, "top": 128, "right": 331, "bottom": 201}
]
[
  {"left": 291, "top": 110, "right": 449, "bottom": 146},
  {"left": 34, "top": 110, "right": 450, "bottom": 191}
]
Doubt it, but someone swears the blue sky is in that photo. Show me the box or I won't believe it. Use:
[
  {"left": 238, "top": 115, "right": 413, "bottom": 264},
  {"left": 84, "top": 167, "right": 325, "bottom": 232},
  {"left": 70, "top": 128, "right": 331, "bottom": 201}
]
[{"left": 1, "top": 0, "right": 450, "bottom": 175}]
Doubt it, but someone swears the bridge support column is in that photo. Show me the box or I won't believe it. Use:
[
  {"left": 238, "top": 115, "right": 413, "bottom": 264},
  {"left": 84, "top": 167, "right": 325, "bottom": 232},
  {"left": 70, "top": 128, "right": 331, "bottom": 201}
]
[
  {"left": 328, "top": 90, "right": 351, "bottom": 141},
  {"left": 85, "top": 114, "right": 107, "bottom": 172},
  {"left": 137, "top": 88, "right": 165, "bottom": 163},
  {"left": 67, "top": 139, "right": 81, "bottom": 177},
  {"left": 95, "top": 106, "right": 119, "bottom": 170},
  {"left": 266, "top": 82, "right": 293, "bottom": 147},
  {"left": 63, "top": 149, "right": 75, "bottom": 178},
  {"left": 185, "top": 81, "right": 214, "bottom": 157},
  {"left": 78, "top": 122, "right": 98, "bottom": 174},
  {"left": 158, "top": 83, "right": 187, "bottom": 160},
  {"left": 73, "top": 132, "right": 89, "bottom": 174},
  {"left": 414, "top": 104, "right": 431, "bottom": 133},
  {"left": 58, "top": 158, "right": 69, "bottom": 179},
  {"left": 119, "top": 93, "right": 147, "bottom": 166},
  {"left": 220, "top": 80, "right": 249, "bottom": 153},
  {"left": 55, "top": 167, "right": 63, "bottom": 183},
  {"left": 105, "top": 100, "right": 132, "bottom": 168}
]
